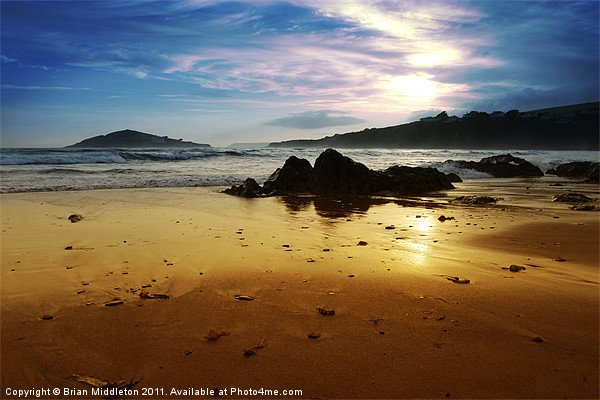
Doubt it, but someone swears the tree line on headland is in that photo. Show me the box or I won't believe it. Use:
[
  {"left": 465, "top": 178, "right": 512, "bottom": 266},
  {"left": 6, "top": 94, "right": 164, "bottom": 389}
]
[{"left": 269, "top": 102, "right": 599, "bottom": 150}]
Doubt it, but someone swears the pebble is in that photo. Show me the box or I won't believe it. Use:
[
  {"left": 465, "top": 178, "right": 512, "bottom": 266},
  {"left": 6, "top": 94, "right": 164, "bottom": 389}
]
[
  {"left": 316, "top": 307, "right": 335, "bottom": 316},
  {"left": 234, "top": 294, "right": 255, "bottom": 301},
  {"left": 68, "top": 214, "right": 84, "bottom": 223},
  {"left": 357, "top": 241, "right": 368, "bottom": 246},
  {"left": 40, "top": 314, "right": 54, "bottom": 320},
  {"left": 104, "top": 299, "right": 124, "bottom": 306}
]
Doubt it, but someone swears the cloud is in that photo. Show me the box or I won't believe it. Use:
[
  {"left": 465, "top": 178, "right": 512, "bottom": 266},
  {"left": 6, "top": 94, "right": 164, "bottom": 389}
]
[
  {"left": 265, "top": 110, "right": 365, "bottom": 129},
  {"left": 1, "top": 84, "right": 90, "bottom": 90},
  {"left": 1, "top": 54, "right": 17, "bottom": 63}
]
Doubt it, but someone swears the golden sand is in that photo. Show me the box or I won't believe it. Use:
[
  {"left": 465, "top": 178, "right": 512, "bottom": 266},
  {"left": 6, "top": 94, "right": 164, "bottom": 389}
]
[{"left": 1, "top": 178, "right": 598, "bottom": 399}]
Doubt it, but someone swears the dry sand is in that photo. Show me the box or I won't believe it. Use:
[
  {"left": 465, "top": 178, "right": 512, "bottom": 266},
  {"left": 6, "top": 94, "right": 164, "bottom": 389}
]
[{"left": 1, "top": 177, "right": 598, "bottom": 399}]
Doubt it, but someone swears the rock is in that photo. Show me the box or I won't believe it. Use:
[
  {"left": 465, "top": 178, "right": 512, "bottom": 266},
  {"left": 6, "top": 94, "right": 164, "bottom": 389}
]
[
  {"left": 40, "top": 314, "right": 54, "bottom": 320},
  {"left": 68, "top": 214, "right": 84, "bottom": 223},
  {"left": 372, "top": 165, "right": 455, "bottom": 196},
  {"left": 445, "top": 173, "right": 463, "bottom": 182},
  {"left": 531, "top": 336, "right": 544, "bottom": 343},
  {"left": 310, "top": 149, "right": 373, "bottom": 195},
  {"left": 262, "top": 156, "right": 313, "bottom": 194},
  {"left": 507, "top": 265, "right": 526, "bottom": 272},
  {"left": 450, "top": 196, "right": 498, "bottom": 205},
  {"left": 65, "top": 245, "right": 74, "bottom": 250},
  {"left": 204, "top": 330, "right": 230, "bottom": 341},
  {"left": 570, "top": 203, "right": 600, "bottom": 211},
  {"left": 104, "top": 298, "right": 124, "bottom": 306},
  {"left": 546, "top": 161, "right": 599, "bottom": 183},
  {"left": 357, "top": 241, "right": 368, "bottom": 246},
  {"left": 307, "top": 332, "right": 321, "bottom": 339},
  {"left": 153, "top": 293, "right": 171, "bottom": 300},
  {"left": 437, "top": 215, "right": 455, "bottom": 222},
  {"left": 234, "top": 294, "right": 255, "bottom": 301},
  {"left": 224, "top": 149, "right": 454, "bottom": 198},
  {"left": 446, "top": 154, "right": 543, "bottom": 177},
  {"left": 552, "top": 193, "right": 593, "bottom": 203},
  {"left": 447, "top": 276, "right": 470, "bottom": 284},
  {"left": 223, "top": 178, "right": 265, "bottom": 198},
  {"left": 316, "top": 307, "right": 335, "bottom": 316}
]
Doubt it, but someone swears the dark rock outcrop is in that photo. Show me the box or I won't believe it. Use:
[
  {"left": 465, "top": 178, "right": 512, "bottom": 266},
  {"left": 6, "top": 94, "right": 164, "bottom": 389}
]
[
  {"left": 570, "top": 203, "right": 600, "bottom": 211},
  {"left": 263, "top": 156, "right": 313, "bottom": 194},
  {"left": 546, "top": 161, "right": 599, "bottom": 183},
  {"left": 445, "top": 173, "right": 463, "bottom": 183},
  {"left": 224, "top": 149, "right": 454, "bottom": 198},
  {"left": 223, "top": 178, "right": 265, "bottom": 198},
  {"left": 371, "top": 165, "right": 455, "bottom": 196},
  {"left": 451, "top": 196, "right": 499, "bottom": 205},
  {"left": 551, "top": 193, "right": 593, "bottom": 203},
  {"left": 310, "top": 149, "right": 373, "bottom": 195},
  {"left": 446, "top": 154, "right": 543, "bottom": 178}
]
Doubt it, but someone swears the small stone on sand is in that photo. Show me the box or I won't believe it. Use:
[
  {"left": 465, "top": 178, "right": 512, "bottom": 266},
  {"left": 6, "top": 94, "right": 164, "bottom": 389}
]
[
  {"left": 104, "top": 298, "right": 124, "bottom": 306},
  {"left": 357, "top": 241, "right": 368, "bottom": 246},
  {"left": 316, "top": 307, "right": 335, "bottom": 316},
  {"left": 40, "top": 314, "right": 54, "bottom": 320},
  {"left": 68, "top": 214, "right": 84, "bottom": 223},
  {"left": 447, "top": 276, "right": 471, "bottom": 284},
  {"left": 234, "top": 294, "right": 255, "bottom": 301}
]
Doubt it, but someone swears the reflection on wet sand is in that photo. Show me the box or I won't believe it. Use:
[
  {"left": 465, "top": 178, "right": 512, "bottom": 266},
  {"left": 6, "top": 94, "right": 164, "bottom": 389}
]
[{"left": 279, "top": 194, "right": 440, "bottom": 219}]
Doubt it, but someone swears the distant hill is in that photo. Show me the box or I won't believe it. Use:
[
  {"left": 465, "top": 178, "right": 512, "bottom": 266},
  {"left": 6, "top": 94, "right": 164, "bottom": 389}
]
[
  {"left": 66, "top": 129, "right": 210, "bottom": 148},
  {"left": 269, "top": 102, "right": 599, "bottom": 150}
]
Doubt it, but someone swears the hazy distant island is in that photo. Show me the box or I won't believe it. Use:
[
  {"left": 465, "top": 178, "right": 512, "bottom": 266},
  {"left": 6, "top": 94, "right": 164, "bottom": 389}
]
[
  {"left": 66, "top": 129, "right": 211, "bottom": 148},
  {"left": 269, "top": 102, "right": 599, "bottom": 150}
]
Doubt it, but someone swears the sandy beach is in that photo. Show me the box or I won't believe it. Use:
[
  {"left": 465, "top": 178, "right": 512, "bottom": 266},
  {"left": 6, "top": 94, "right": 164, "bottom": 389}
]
[{"left": 1, "top": 177, "right": 598, "bottom": 399}]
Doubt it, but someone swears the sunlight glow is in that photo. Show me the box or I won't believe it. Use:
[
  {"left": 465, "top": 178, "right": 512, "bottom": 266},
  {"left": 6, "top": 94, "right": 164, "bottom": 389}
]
[
  {"left": 378, "top": 73, "right": 437, "bottom": 103},
  {"left": 407, "top": 49, "right": 462, "bottom": 67}
]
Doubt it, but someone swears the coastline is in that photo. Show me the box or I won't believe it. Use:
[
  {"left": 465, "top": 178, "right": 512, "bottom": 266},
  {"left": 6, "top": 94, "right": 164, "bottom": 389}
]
[{"left": 1, "top": 178, "right": 598, "bottom": 399}]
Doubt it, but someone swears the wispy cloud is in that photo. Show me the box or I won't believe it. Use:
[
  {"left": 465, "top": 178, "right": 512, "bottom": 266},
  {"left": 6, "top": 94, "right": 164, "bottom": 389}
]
[
  {"left": 1, "top": 54, "right": 18, "bottom": 63},
  {"left": 265, "top": 110, "right": 365, "bottom": 129},
  {"left": 1, "top": 84, "right": 90, "bottom": 91}
]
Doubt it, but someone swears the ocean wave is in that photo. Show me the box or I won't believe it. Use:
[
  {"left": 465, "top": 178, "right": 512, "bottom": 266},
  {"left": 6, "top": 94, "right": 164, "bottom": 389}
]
[
  {"left": 0, "top": 148, "right": 258, "bottom": 165},
  {"left": 0, "top": 150, "right": 127, "bottom": 165},
  {"left": 117, "top": 149, "right": 248, "bottom": 161}
]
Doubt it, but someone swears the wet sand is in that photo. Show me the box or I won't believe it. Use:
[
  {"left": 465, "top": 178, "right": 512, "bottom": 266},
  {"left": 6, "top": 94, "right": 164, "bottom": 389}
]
[{"left": 1, "top": 177, "right": 598, "bottom": 399}]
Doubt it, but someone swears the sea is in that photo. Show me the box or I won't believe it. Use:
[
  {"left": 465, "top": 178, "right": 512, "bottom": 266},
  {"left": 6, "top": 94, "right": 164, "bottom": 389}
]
[{"left": 0, "top": 147, "right": 598, "bottom": 193}]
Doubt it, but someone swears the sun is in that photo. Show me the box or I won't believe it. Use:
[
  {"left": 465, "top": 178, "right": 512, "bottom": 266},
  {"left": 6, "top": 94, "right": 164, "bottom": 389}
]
[{"left": 378, "top": 73, "right": 438, "bottom": 105}]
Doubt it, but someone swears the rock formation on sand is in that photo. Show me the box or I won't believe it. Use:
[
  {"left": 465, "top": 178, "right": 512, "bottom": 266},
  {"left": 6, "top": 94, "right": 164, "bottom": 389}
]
[
  {"left": 224, "top": 149, "right": 454, "bottom": 198},
  {"left": 546, "top": 161, "right": 599, "bottom": 183},
  {"left": 445, "top": 154, "right": 543, "bottom": 178}
]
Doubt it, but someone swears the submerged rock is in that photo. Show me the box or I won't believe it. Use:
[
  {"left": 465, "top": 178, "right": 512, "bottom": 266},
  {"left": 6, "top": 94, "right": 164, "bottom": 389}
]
[
  {"left": 552, "top": 193, "right": 593, "bottom": 203},
  {"left": 451, "top": 196, "right": 499, "bottom": 205},
  {"left": 446, "top": 154, "right": 543, "bottom": 178},
  {"left": 570, "top": 203, "right": 600, "bottom": 211}
]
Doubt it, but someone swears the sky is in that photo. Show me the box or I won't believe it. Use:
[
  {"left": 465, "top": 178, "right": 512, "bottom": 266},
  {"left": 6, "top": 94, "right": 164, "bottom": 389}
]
[{"left": 1, "top": 0, "right": 598, "bottom": 147}]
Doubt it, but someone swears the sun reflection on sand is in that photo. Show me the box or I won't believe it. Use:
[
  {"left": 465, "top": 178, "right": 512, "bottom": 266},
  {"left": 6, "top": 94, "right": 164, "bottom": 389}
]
[{"left": 414, "top": 217, "right": 432, "bottom": 233}]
